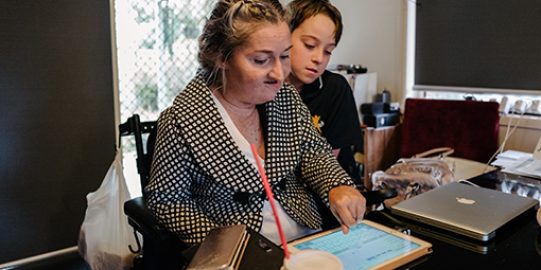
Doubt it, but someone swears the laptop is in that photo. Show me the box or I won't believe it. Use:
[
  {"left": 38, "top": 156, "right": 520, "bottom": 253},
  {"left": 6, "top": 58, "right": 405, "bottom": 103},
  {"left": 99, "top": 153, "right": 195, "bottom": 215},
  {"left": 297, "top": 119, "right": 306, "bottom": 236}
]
[{"left": 390, "top": 182, "right": 538, "bottom": 241}]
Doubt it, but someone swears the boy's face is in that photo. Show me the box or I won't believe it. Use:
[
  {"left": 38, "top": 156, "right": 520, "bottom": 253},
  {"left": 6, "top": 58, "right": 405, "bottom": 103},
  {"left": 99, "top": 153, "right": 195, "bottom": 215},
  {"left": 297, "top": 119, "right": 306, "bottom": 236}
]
[{"left": 289, "top": 14, "right": 336, "bottom": 86}]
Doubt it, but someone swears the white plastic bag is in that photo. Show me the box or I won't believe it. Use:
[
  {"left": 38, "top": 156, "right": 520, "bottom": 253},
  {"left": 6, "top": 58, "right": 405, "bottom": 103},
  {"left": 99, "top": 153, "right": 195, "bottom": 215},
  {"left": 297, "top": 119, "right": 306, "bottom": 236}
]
[{"left": 78, "top": 150, "right": 139, "bottom": 270}]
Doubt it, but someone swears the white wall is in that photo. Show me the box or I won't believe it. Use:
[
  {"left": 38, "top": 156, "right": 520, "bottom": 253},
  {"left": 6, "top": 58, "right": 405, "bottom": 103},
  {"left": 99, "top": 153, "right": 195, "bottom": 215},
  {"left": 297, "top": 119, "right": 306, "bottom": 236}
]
[
  {"left": 329, "top": 1, "right": 541, "bottom": 154},
  {"left": 331, "top": 0, "right": 407, "bottom": 103},
  {"left": 500, "top": 115, "right": 541, "bottom": 153}
]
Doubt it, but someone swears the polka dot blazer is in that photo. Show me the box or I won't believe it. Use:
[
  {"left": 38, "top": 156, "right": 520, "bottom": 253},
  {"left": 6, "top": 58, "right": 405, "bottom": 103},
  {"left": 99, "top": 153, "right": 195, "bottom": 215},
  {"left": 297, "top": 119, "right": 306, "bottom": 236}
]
[{"left": 145, "top": 73, "right": 354, "bottom": 244}]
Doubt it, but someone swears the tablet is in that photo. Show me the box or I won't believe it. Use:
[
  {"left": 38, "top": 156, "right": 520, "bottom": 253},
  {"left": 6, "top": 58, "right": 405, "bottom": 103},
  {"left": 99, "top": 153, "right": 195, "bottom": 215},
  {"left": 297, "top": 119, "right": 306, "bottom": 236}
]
[{"left": 288, "top": 220, "right": 432, "bottom": 270}]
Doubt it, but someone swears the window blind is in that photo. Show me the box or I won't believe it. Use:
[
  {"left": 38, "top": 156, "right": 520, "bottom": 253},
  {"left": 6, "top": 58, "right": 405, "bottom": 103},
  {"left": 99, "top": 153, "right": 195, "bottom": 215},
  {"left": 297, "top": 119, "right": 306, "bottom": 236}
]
[{"left": 414, "top": 0, "right": 541, "bottom": 93}]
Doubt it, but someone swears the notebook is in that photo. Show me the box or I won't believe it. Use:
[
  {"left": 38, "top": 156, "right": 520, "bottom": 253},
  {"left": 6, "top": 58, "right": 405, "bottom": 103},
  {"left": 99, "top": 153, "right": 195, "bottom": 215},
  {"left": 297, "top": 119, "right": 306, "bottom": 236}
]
[{"left": 390, "top": 182, "right": 538, "bottom": 241}]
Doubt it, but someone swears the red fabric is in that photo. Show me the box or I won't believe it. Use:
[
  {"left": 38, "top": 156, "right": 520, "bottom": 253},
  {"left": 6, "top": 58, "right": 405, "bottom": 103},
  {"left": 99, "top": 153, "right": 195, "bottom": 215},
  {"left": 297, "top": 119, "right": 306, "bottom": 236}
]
[{"left": 401, "top": 98, "right": 500, "bottom": 163}]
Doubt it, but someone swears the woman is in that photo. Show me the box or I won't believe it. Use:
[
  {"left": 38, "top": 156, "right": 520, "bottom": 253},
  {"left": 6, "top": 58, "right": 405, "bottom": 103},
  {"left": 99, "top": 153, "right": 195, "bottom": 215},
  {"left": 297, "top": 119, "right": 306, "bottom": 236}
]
[
  {"left": 145, "top": 0, "right": 365, "bottom": 245},
  {"left": 287, "top": 0, "right": 363, "bottom": 183}
]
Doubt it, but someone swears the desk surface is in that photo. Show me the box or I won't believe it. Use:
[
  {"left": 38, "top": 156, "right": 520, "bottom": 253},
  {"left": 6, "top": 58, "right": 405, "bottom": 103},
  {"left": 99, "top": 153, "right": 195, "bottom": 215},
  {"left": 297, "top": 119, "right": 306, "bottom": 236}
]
[
  {"left": 186, "top": 171, "right": 541, "bottom": 269},
  {"left": 366, "top": 170, "right": 541, "bottom": 269}
]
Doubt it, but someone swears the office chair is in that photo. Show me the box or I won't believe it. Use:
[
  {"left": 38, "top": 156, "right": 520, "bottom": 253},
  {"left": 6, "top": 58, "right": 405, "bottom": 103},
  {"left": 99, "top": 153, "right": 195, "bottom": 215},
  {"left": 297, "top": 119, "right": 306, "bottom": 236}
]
[
  {"left": 120, "top": 113, "right": 396, "bottom": 270},
  {"left": 400, "top": 98, "right": 500, "bottom": 163}
]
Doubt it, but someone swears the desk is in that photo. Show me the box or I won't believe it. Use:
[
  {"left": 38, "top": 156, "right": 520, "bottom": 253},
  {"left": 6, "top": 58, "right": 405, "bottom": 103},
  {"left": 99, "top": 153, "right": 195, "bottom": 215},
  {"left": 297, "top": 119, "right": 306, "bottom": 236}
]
[
  {"left": 183, "top": 171, "right": 541, "bottom": 269},
  {"left": 361, "top": 124, "right": 400, "bottom": 189},
  {"left": 366, "top": 170, "right": 541, "bottom": 269}
]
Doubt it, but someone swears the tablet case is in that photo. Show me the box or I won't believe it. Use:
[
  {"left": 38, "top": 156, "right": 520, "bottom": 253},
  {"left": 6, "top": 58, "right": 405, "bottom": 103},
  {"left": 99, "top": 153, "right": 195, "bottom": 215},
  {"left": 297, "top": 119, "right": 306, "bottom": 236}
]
[{"left": 186, "top": 224, "right": 250, "bottom": 270}]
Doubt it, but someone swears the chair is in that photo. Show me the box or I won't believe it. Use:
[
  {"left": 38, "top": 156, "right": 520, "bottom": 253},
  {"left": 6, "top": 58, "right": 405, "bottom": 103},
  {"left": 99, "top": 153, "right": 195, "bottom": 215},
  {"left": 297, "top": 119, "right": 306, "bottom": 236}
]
[
  {"left": 120, "top": 114, "right": 189, "bottom": 270},
  {"left": 400, "top": 98, "right": 500, "bottom": 163},
  {"left": 120, "top": 114, "right": 396, "bottom": 269}
]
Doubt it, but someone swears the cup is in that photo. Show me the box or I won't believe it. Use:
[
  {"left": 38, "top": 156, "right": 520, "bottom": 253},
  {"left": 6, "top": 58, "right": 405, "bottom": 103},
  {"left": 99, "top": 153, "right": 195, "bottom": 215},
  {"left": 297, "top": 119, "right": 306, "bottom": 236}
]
[{"left": 281, "top": 249, "right": 343, "bottom": 270}]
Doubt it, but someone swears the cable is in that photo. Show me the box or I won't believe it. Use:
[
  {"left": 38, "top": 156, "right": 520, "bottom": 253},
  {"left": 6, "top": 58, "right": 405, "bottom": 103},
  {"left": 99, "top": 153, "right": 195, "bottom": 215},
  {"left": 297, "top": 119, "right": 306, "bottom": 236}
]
[
  {"left": 484, "top": 111, "right": 524, "bottom": 171},
  {"left": 500, "top": 114, "right": 514, "bottom": 154},
  {"left": 457, "top": 179, "right": 480, "bottom": 188}
]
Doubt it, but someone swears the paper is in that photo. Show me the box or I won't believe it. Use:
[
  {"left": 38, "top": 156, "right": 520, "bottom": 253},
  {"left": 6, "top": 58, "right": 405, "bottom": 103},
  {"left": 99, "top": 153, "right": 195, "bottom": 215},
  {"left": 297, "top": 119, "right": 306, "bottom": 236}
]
[
  {"left": 491, "top": 150, "right": 541, "bottom": 179},
  {"left": 501, "top": 157, "right": 541, "bottom": 179},
  {"left": 495, "top": 150, "right": 532, "bottom": 161},
  {"left": 516, "top": 159, "right": 541, "bottom": 178}
]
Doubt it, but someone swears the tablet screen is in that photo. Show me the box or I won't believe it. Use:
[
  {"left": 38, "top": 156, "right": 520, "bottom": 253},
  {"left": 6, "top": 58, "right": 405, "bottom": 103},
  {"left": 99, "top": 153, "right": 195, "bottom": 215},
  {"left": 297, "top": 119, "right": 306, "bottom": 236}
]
[{"left": 289, "top": 220, "right": 431, "bottom": 270}]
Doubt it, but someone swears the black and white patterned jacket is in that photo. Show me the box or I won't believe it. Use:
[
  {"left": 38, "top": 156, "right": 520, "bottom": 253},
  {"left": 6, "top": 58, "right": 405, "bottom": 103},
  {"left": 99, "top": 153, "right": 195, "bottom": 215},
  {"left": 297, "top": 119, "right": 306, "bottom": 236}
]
[{"left": 145, "top": 73, "right": 354, "bottom": 244}]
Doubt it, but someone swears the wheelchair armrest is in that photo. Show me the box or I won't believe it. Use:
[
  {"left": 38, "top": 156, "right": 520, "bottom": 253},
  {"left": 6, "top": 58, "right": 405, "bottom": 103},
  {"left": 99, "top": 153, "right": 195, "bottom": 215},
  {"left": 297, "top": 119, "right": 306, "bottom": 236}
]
[
  {"left": 362, "top": 188, "right": 397, "bottom": 206},
  {"left": 124, "top": 197, "right": 186, "bottom": 245}
]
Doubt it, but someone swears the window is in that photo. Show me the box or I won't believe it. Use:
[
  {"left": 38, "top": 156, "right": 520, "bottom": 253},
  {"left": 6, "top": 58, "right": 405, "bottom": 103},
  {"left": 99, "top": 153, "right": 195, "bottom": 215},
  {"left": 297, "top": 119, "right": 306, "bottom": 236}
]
[
  {"left": 413, "top": 0, "right": 541, "bottom": 94},
  {"left": 406, "top": 0, "right": 541, "bottom": 116},
  {"left": 114, "top": 0, "right": 213, "bottom": 195}
]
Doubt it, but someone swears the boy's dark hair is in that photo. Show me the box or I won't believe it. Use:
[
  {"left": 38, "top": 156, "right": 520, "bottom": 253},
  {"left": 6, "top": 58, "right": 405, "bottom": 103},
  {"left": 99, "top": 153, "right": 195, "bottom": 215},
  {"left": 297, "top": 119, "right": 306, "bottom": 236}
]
[{"left": 287, "top": 0, "right": 343, "bottom": 45}]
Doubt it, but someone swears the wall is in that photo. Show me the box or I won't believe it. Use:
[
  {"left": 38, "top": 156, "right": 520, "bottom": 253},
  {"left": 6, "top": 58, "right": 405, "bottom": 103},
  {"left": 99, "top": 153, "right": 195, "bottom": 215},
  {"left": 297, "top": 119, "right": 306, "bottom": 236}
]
[
  {"left": 500, "top": 115, "right": 541, "bottom": 153},
  {"left": 0, "top": 0, "right": 116, "bottom": 263},
  {"left": 331, "top": 0, "right": 407, "bottom": 103},
  {"left": 279, "top": 0, "right": 407, "bottom": 103},
  {"left": 331, "top": 1, "right": 540, "bottom": 154}
]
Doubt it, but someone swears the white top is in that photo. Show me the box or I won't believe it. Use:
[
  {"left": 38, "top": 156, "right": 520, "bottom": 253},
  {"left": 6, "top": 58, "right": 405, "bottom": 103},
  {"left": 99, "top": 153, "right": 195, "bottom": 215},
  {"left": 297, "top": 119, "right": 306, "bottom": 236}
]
[{"left": 211, "top": 92, "right": 318, "bottom": 244}]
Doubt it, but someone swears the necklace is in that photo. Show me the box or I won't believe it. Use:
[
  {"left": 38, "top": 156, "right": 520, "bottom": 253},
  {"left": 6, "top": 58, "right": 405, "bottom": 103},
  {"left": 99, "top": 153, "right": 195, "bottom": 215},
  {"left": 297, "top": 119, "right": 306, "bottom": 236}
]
[{"left": 215, "top": 90, "right": 263, "bottom": 149}]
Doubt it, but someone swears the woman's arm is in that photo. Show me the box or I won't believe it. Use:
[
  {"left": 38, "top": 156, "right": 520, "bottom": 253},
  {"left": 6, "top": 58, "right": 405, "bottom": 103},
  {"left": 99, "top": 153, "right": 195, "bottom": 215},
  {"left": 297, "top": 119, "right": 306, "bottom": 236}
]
[
  {"left": 294, "top": 91, "right": 366, "bottom": 232},
  {"left": 145, "top": 109, "right": 218, "bottom": 244}
]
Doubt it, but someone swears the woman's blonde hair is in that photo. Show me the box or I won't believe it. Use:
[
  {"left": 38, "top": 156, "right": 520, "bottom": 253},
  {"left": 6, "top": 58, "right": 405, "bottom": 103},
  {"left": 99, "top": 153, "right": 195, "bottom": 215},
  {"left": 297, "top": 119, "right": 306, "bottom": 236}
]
[{"left": 198, "top": 0, "right": 287, "bottom": 88}]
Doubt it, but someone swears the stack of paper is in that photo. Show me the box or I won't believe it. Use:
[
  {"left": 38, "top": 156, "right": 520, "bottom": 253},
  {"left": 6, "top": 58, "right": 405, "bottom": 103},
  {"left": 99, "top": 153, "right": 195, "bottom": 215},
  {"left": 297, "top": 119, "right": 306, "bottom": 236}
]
[{"left": 491, "top": 150, "right": 541, "bottom": 179}]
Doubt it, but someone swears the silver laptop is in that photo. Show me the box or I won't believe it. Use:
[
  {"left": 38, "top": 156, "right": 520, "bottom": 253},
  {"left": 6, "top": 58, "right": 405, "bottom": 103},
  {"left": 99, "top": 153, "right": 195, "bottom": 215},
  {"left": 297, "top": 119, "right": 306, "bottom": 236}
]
[{"left": 390, "top": 182, "right": 538, "bottom": 241}]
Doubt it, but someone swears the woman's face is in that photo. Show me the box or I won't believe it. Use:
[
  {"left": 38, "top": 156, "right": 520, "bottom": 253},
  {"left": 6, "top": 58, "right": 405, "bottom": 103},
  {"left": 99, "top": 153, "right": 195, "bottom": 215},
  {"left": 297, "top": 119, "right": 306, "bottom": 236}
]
[
  {"left": 289, "top": 14, "right": 336, "bottom": 87},
  {"left": 224, "top": 22, "right": 292, "bottom": 105}
]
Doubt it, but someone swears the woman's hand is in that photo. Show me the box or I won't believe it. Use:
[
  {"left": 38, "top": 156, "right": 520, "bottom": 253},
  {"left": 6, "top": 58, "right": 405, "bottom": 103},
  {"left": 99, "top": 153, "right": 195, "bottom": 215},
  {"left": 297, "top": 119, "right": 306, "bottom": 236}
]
[{"left": 328, "top": 185, "right": 366, "bottom": 234}]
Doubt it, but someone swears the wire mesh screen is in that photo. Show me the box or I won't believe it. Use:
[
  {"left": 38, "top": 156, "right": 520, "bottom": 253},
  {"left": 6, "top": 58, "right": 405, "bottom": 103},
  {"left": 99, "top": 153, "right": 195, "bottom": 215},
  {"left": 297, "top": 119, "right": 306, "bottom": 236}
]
[{"left": 114, "top": 0, "right": 214, "bottom": 195}]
